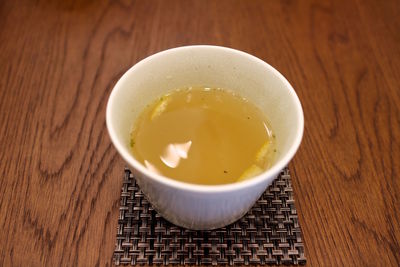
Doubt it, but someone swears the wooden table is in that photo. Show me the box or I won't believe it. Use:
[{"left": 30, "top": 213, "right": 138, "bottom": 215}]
[{"left": 1, "top": 0, "right": 399, "bottom": 266}]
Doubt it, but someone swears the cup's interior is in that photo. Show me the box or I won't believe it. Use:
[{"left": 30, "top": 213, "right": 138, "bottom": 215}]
[{"left": 108, "top": 46, "right": 303, "bottom": 178}]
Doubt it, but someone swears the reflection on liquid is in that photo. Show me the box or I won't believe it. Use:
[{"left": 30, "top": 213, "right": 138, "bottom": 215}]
[
  {"left": 263, "top": 122, "right": 273, "bottom": 137},
  {"left": 144, "top": 160, "right": 161, "bottom": 174},
  {"left": 160, "top": 141, "right": 192, "bottom": 168}
]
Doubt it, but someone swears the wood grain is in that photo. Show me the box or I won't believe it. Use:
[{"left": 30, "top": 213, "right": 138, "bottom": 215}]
[{"left": 0, "top": 0, "right": 399, "bottom": 266}]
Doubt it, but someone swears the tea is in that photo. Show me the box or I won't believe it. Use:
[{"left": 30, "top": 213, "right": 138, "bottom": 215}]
[{"left": 130, "top": 87, "right": 276, "bottom": 185}]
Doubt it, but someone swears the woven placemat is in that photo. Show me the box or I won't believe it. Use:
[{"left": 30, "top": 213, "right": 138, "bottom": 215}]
[{"left": 114, "top": 168, "right": 306, "bottom": 265}]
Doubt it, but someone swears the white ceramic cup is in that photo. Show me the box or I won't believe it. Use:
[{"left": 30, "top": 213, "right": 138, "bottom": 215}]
[{"left": 106, "top": 45, "right": 304, "bottom": 230}]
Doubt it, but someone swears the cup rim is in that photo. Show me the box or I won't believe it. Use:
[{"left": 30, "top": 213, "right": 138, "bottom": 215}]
[{"left": 106, "top": 45, "right": 304, "bottom": 193}]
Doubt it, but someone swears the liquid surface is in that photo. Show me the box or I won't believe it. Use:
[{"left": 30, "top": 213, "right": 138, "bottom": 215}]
[{"left": 130, "top": 87, "right": 276, "bottom": 185}]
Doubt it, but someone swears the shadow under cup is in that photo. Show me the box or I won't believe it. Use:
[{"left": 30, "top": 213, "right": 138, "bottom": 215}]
[{"left": 106, "top": 45, "right": 303, "bottom": 230}]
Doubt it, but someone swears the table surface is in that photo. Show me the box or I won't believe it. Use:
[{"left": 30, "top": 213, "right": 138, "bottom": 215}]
[{"left": 1, "top": 0, "right": 399, "bottom": 266}]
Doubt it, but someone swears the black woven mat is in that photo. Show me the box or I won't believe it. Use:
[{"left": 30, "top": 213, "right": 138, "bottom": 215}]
[{"left": 114, "top": 168, "right": 306, "bottom": 265}]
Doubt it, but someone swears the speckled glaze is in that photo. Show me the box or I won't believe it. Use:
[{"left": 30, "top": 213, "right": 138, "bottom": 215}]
[{"left": 106, "top": 46, "right": 304, "bottom": 230}]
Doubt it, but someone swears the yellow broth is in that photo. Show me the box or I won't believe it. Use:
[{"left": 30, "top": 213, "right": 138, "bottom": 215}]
[{"left": 130, "top": 87, "right": 276, "bottom": 185}]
